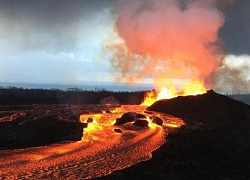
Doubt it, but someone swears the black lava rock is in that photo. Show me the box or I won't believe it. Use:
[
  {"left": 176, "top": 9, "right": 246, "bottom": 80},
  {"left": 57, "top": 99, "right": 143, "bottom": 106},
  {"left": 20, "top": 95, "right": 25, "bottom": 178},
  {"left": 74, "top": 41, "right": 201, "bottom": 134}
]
[
  {"left": 152, "top": 117, "right": 163, "bottom": 126},
  {"left": 114, "top": 128, "right": 123, "bottom": 133},
  {"left": 133, "top": 120, "right": 149, "bottom": 128},
  {"left": 136, "top": 113, "right": 147, "bottom": 119},
  {"left": 114, "top": 112, "right": 137, "bottom": 125},
  {"left": 86, "top": 118, "right": 94, "bottom": 123}
]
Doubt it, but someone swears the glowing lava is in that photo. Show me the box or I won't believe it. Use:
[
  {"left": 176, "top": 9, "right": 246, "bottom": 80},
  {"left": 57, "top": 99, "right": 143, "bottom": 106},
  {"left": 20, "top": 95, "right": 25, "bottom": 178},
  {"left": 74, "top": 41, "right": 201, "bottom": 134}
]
[
  {"left": 141, "top": 81, "right": 206, "bottom": 106},
  {"left": 182, "top": 81, "right": 207, "bottom": 96},
  {"left": 156, "top": 86, "right": 178, "bottom": 100},
  {"left": 0, "top": 105, "right": 184, "bottom": 179}
]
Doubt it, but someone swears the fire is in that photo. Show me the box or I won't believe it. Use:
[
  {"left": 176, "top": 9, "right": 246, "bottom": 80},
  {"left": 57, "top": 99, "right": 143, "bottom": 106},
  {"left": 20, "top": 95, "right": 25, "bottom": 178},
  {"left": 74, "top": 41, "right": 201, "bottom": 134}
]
[
  {"left": 141, "top": 87, "right": 177, "bottom": 106},
  {"left": 140, "top": 90, "right": 157, "bottom": 106},
  {"left": 182, "top": 81, "right": 207, "bottom": 96},
  {"left": 156, "top": 87, "right": 178, "bottom": 100},
  {"left": 141, "top": 80, "right": 206, "bottom": 106}
]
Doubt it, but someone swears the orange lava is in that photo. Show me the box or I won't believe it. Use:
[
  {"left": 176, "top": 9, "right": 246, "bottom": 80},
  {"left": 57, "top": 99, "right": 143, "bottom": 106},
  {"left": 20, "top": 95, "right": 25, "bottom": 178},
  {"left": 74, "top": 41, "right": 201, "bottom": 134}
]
[
  {"left": 182, "top": 81, "right": 207, "bottom": 96},
  {"left": 141, "top": 80, "right": 206, "bottom": 106}
]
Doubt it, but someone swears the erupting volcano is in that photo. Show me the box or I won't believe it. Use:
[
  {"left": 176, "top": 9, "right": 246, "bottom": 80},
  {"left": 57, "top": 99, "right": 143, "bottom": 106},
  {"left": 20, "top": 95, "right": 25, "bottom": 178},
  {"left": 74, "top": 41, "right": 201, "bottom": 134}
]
[{"left": 1, "top": 0, "right": 250, "bottom": 179}]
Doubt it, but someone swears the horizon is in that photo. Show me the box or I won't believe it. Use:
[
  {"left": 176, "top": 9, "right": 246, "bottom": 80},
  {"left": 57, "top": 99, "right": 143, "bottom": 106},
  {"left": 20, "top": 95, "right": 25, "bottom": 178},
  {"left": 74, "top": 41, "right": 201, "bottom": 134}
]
[
  {"left": 0, "top": 81, "right": 155, "bottom": 92},
  {"left": 1, "top": 81, "right": 250, "bottom": 95}
]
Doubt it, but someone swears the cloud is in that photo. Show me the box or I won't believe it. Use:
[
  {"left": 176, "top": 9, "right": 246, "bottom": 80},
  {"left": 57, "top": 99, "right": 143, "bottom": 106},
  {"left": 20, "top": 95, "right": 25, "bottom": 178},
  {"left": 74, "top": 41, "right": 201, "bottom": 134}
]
[
  {"left": 0, "top": 0, "right": 112, "bottom": 53},
  {"left": 212, "top": 55, "right": 250, "bottom": 93},
  {"left": 0, "top": 0, "right": 115, "bottom": 84},
  {"left": 219, "top": 0, "right": 250, "bottom": 55},
  {"left": 0, "top": 51, "right": 114, "bottom": 84}
]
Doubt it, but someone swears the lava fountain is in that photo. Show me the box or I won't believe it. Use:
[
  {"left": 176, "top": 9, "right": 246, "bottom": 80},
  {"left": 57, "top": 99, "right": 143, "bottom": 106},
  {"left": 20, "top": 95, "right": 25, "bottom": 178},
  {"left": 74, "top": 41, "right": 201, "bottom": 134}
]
[{"left": 141, "top": 80, "right": 207, "bottom": 106}]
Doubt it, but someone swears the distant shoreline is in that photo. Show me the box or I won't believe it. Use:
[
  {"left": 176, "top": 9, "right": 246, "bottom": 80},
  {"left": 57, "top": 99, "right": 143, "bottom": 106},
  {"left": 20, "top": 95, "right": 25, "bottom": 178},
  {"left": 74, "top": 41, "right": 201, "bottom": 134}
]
[
  {"left": 0, "top": 82, "right": 154, "bottom": 92},
  {"left": 0, "top": 86, "right": 147, "bottom": 105}
]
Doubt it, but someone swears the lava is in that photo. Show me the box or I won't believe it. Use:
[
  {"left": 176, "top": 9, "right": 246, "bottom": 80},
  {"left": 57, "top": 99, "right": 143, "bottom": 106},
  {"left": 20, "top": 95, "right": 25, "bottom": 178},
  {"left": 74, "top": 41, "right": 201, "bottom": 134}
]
[
  {"left": 182, "top": 80, "right": 207, "bottom": 96},
  {"left": 141, "top": 80, "right": 207, "bottom": 106}
]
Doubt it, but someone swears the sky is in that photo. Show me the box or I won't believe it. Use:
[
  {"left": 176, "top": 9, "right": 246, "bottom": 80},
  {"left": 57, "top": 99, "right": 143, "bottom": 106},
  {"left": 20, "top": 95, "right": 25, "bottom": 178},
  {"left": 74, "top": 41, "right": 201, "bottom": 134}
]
[{"left": 0, "top": 0, "right": 250, "bottom": 92}]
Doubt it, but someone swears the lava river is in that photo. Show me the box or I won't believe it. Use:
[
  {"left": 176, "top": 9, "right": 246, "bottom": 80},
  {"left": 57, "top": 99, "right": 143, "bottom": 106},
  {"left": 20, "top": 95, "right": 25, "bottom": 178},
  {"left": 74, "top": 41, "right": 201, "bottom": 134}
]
[{"left": 0, "top": 105, "right": 184, "bottom": 179}]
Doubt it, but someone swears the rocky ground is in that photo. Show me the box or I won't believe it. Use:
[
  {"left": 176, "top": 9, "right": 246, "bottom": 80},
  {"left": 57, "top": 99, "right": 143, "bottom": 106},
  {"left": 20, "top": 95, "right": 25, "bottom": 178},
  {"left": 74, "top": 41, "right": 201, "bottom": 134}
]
[{"left": 104, "top": 90, "right": 250, "bottom": 180}]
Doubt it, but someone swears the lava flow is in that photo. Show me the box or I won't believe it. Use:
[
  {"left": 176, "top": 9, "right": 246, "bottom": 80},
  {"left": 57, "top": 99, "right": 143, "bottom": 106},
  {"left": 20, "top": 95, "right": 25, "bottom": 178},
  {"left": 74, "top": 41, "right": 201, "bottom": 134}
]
[{"left": 0, "top": 105, "right": 184, "bottom": 179}]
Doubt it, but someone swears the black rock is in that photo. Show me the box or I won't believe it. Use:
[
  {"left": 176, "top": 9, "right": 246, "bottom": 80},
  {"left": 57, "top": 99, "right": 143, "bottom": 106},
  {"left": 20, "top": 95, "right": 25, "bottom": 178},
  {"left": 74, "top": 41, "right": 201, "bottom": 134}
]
[
  {"left": 114, "top": 128, "right": 123, "bottom": 133},
  {"left": 106, "top": 110, "right": 112, "bottom": 113},
  {"left": 114, "top": 112, "right": 137, "bottom": 125},
  {"left": 144, "top": 111, "right": 153, "bottom": 114},
  {"left": 86, "top": 118, "right": 94, "bottom": 123},
  {"left": 133, "top": 120, "right": 149, "bottom": 128},
  {"left": 152, "top": 117, "right": 163, "bottom": 126},
  {"left": 136, "top": 113, "right": 147, "bottom": 119}
]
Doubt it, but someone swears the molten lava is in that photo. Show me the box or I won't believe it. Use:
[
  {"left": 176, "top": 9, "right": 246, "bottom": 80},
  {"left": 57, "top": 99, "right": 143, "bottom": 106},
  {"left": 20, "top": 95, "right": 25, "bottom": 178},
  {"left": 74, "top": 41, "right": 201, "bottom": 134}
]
[
  {"left": 157, "top": 87, "right": 178, "bottom": 100},
  {"left": 182, "top": 81, "right": 207, "bottom": 96},
  {"left": 141, "top": 81, "right": 206, "bottom": 106}
]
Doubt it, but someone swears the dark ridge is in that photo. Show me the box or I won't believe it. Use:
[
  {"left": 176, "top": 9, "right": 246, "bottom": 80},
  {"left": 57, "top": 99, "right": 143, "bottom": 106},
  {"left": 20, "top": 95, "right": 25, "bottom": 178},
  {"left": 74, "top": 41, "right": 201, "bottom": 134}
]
[{"left": 104, "top": 90, "right": 250, "bottom": 179}]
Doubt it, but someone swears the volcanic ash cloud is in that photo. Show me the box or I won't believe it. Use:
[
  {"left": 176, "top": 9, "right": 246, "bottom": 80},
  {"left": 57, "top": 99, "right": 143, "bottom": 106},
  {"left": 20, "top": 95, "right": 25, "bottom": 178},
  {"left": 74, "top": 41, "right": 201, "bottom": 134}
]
[{"left": 107, "top": 0, "right": 227, "bottom": 90}]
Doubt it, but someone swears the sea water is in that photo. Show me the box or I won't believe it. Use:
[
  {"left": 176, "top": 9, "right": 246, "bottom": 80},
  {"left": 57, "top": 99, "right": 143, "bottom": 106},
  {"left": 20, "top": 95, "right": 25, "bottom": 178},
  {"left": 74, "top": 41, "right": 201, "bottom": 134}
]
[{"left": 0, "top": 82, "right": 154, "bottom": 92}]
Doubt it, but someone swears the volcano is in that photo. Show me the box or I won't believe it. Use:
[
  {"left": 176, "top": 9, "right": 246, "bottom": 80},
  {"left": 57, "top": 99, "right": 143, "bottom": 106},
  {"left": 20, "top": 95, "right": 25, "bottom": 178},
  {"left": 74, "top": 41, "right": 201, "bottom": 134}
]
[{"left": 107, "top": 90, "right": 250, "bottom": 179}]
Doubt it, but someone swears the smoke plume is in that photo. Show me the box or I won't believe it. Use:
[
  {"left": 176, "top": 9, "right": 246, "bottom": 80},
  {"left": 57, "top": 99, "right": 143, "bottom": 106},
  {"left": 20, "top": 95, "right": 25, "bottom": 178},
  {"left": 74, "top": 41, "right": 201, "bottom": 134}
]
[{"left": 107, "top": 0, "right": 231, "bottom": 90}]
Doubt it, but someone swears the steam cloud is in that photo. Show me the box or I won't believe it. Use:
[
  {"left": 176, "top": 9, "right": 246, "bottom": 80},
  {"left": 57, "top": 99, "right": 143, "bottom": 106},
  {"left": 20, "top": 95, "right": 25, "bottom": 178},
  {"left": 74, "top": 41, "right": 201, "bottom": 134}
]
[
  {"left": 107, "top": 0, "right": 239, "bottom": 91},
  {"left": 213, "top": 55, "right": 250, "bottom": 93}
]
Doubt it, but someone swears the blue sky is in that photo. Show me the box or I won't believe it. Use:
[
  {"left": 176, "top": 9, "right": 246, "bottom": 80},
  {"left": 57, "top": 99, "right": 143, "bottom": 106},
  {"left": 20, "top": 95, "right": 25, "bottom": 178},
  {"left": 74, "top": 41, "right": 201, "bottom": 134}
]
[{"left": 0, "top": 0, "right": 249, "bottom": 92}]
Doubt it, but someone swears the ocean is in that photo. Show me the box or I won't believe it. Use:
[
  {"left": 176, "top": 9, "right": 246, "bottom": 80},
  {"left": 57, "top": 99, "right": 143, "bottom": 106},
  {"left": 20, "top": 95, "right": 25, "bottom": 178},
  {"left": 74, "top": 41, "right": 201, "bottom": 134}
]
[{"left": 0, "top": 82, "right": 154, "bottom": 92}]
